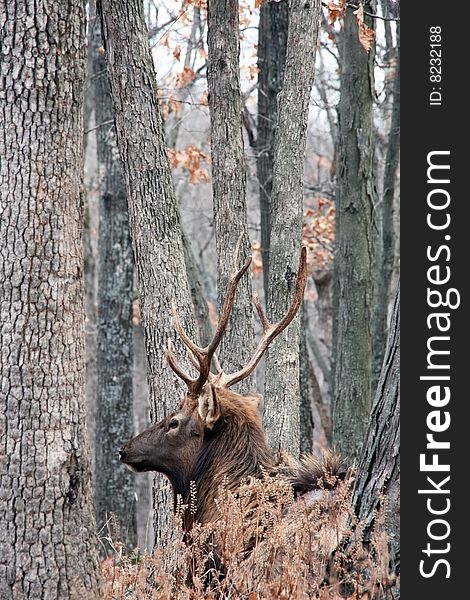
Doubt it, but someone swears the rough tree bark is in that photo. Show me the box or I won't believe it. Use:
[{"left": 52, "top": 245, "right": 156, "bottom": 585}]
[
  {"left": 0, "top": 1, "right": 102, "bottom": 598},
  {"left": 182, "top": 230, "right": 213, "bottom": 348},
  {"left": 257, "top": 0, "right": 288, "bottom": 299},
  {"left": 331, "top": 4, "right": 377, "bottom": 463},
  {"left": 132, "top": 323, "right": 153, "bottom": 550},
  {"left": 299, "top": 305, "right": 315, "bottom": 454},
  {"left": 264, "top": 0, "right": 322, "bottom": 456},
  {"left": 304, "top": 307, "right": 331, "bottom": 442},
  {"left": 353, "top": 284, "right": 400, "bottom": 575},
  {"left": 98, "top": 0, "right": 196, "bottom": 547},
  {"left": 372, "top": 27, "right": 400, "bottom": 388},
  {"left": 91, "top": 16, "right": 137, "bottom": 550},
  {"left": 206, "top": 0, "right": 255, "bottom": 390},
  {"left": 83, "top": 5, "right": 99, "bottom": 473}
]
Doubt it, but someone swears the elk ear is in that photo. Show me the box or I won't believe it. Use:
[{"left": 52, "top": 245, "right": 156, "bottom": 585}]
[{"left": 198, "top": 385, "right": 222, "bottom": 429}]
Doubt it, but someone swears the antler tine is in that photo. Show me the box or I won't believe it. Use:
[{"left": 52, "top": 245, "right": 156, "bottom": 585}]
[
  {"left": 222, "top": 247, "right": 308, "bottom": 389},
  {"left": 212, "top": 352, "right": 223, "bottom": 375},
  {"left": 186, "top": 348, "right": 200, "bottom": 370},
  {"left": 171, "top": 301, "right": 205, "bottom": 361},
  {"left": 188, "top": 238, "right": 251, "bottom": 393},
  {"left": 165, "top": 338, "right": 196, "bottom": 388},
  {"left": 269, "top": 246, "right": 308, "bottom": 333},
  {"left": 206, "top": 236, "right": 252, "bottom": 357},
  {"left": 231, "top": 232, "right": 244, "bottom": 276},
  {"left": 253, "top": 291, "right": 270, "bottom": 332},
  {"left": 166, "top": 233, "right": 253, "bottom": 397}
]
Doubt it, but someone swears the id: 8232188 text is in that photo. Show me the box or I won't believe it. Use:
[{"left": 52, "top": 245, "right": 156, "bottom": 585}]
[{"left": 429, "top": 26, "right": 442, "bottom": 106}]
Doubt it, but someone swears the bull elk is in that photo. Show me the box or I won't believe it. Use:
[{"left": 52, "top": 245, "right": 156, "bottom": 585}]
[{"left": 120, "top": 239, "right": 344, "bottom": 532}]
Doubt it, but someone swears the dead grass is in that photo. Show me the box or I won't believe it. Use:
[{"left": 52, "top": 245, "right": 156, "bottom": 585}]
[{"left": 101, "top": 472, "right": 399, "bottom": 599}]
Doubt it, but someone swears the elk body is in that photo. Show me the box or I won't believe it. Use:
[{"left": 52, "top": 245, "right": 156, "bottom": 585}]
[{"left": 120, "top": 240, "right": 343, "bottom": 533}]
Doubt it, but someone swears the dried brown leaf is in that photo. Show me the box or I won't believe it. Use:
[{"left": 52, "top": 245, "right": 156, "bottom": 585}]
[
  {"left": 173, "top": 45, "right": 181, "bottom": 61},
  {"left": 327, "top": 0, "right": 346, "bottom": 24},
  {"left": 354, "top": 2, "right": 375, "bottom": 52},
  {"left": 175, "top": 66, "right": 195, "bottom": 88},
  {"left": 358, "top": 23, "right": 375, "bottom": 52}
]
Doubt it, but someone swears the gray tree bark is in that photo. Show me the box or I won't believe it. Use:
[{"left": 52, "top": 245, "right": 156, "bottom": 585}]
[
  {"left": 91, "top": 16, "right": 137, "bottom": 550},
  {"left": 372, "top": 28, "right": 400, "bottom": 389},
  {"left": 299, "top": 305, "right": 315, "bottom": 455},
  {"left": 263, "top": 0, "right": 322, "bottom": 456},
  {"left": 331, "top": 4, "right": 377, "bottom": 463},
  {"left": 304, "top": 308, "right": 331, "bottom": 442},
  {"left": 206, "top": 0, "right": 255, "bottom": 390},
  {"left": 98, "top": 0, "right": 196, "bottom": 547},
  {"left": 257, "top": 0, "right": 289, "bottom": 300},
  {"left": 182, "top": 230, "right": 213, "bottom": 348},
  {"left": 133, "top": 323, "right": 153, "bottom": 551},
  {"left": 0, "top": 1, "right": 102, "bottom": 598},
  {"left": 83, "top": 3, "right": 99, "bottom": 474},
  {"left": 353, "top": 284, "right": 400, "bottom": 575}
]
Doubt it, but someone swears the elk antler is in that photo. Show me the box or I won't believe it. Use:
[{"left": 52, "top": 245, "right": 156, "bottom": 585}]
[
  {"left": 221, "top": 246, "right": 307, "bottom": 389},
  {"left": 165, "top": 235, "right": 252, "bottom": 397},
  {"left": 166, "top": 239, "right": 307, "bottom": 396}
]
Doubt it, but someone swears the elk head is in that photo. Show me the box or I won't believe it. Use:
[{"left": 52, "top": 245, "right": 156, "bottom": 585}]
[{"left": 119, "top": 238, "right": 307, "bottom": 504}]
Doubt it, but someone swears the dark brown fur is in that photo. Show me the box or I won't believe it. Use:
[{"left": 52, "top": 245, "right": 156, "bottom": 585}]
[
  {"left": 187, "top": 388, "right": 275, "bottom": 526},
  {"left": 276, "top": 449, "right": 347, "bottom": 496},
  {"left": 120, "top": 385, "right": 343, "bottom": 531}
]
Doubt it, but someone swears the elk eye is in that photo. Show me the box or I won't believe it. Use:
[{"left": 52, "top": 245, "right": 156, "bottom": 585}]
[{"left": 168, "top": 419, "right": 179, "bottom": 430}]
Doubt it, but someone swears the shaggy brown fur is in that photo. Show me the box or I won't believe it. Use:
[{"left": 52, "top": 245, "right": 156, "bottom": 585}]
[
  {"left": 120, "top": 385, "right": 351, "bottom": 595},
  {"left": 186, "top": 388, "right": 276, "bottom": 527},
  {"left": 275, "top": 449, "right": 347, "bottom": 495},
  {"left": 121, "top": 385, "right": 345, "bottom": 533}
]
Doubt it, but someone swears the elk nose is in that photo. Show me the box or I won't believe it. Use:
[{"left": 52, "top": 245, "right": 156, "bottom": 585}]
[{"left": 119, "top": 447, "right": 127, "bottom": 462}]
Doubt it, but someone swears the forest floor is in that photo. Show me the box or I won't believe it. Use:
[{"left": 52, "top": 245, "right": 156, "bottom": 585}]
[{"left": 101, "top": 473, "right": 398, "bottom": 599}]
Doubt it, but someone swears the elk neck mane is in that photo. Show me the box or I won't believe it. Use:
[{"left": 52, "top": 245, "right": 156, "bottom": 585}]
[{"left": 183, "top": 388, "right": 275, "bottom": 526}]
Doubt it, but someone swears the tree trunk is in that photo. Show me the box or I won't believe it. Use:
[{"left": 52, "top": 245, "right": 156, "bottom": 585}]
[
  {"left": 331, "top": 4, "right": 376, "bottom": 463},
  {"left": 91, "top": 15, "right": 137, "bottom": 551},
  {"left": 299, "top": 305, "right": 315, "bottom": 455},
  {"left": 98, "top": 0, "right": 196, "bottom": 547},
  {"left": 0, "top": 1, "right": 102, "bottom": 598},
  {"left": 257, "top": 0, "right": 289, "bottom": 299},
  {"left": 372, "top": 28, "right": 400, "bottom": 389},
  {"left": 263, "top": 0, "right": 321, "bottom": 456},
  {"left": 353, "top": 284, "right": 400, "bottom": 575},
  {"left": 206, "top": 0, "right": 255, "bottom": 390},
  {"left": 133, "top": 323, "right": 153, "bottom": 551},
  {"left": 83, "top": 3, "right": 99, "bottom": 475},
  {"left": 304, "top": 317, "right": 331, "bottom": 444},
  {"left": 182, "top": 230, "right": 213, "bottom": 348}
]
